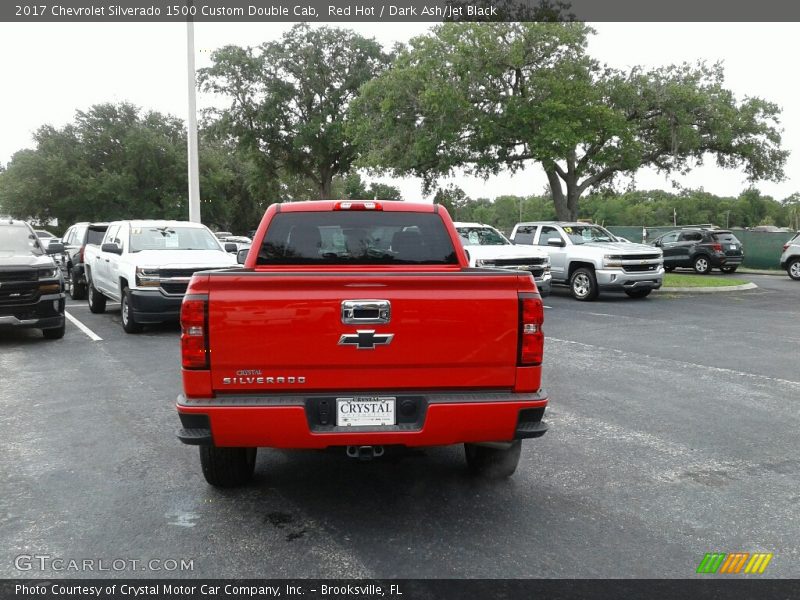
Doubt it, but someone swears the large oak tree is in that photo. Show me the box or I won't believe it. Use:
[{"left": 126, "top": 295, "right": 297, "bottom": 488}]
[{"left": 351, "top": 23, "right": 787, "bottom": 220}]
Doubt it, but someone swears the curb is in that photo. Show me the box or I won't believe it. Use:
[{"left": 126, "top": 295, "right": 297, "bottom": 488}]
[{"left": 657, "top": 282, "right": 758, "bottom": 294}]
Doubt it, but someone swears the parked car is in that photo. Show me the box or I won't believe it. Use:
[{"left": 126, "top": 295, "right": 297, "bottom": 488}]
[
  {"left": 780, "top": 231, "right": 800, "bottom": 280},
  {"left": 0, "top": 219, "right": 65, "bottom": 339},
  {"left": 56, "top": 222, "right": 109, "bottom": 299},
  {"left": 454, "top": 222, "right": 551, "bottom": 296},
  {"left": 650, "top": 228, "right": 743, "bottom": 274},
  {"left": 83, "top": 220, "right": 238, "bottom": 333},
  {"left": 176, "top": 201, "right": 548, "bottom": 486},
  {"left": 219, "top": 235, "right": 252, "bottom": 254},
  {"left": 34, "top": 229, "right": 57, "bottom": 250},
  {"left": 510, "top": 221, "right": 663, "bottom": 300}
]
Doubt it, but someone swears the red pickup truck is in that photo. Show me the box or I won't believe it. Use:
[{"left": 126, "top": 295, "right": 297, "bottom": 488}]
[{"left": 176, "top": 201, "right": 548, "bottom": 486}]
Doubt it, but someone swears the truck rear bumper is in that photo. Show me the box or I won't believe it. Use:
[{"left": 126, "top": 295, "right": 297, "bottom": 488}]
[{"left": 176, "top": 391, "right": 548, "bottom": 448}]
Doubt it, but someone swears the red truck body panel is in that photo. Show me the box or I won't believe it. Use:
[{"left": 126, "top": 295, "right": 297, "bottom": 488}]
[{"left": 177, "top": 201, "right": 547, "bottom": 450}]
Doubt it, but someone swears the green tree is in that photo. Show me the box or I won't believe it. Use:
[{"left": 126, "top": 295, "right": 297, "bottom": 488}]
[
  {"left": 351, "top": 23, "right": 787, "bottom": 221},
  {"left": 200, "top": 24, "right": 391, "bottom": 200}
]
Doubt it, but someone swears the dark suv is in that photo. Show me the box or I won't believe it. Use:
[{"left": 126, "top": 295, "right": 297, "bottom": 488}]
[
  {"left": 57, "top": 222, "right": 108, "bottom": 299},
  {"left": 0, "top": 219, "right": 66, "bottom": 339},
  {"left": 651, "top": 228, "right": 744, "bottom": 274}
]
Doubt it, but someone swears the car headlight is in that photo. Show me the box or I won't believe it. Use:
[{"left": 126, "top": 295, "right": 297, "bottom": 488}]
[
  {"left": 135, "top": 267, "right": 161, "bottom": 287},
  {"left": 38, "top": 267, "right": 58, "bottom": 279},
  {"left": 603, "top": 254, "right": 622, "bottom": 268}
]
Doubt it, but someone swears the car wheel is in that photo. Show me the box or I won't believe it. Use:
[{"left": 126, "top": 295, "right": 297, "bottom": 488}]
[
  {"left": 720, "top": 265, "right": 738, "bottom": 274},
  {"left": 464, "top": 441, "right": 522, "bottom": 478},
  {"left": 87, "top": 280, "right": 107, "bottom": 314},
  {"left": 199, "top": 446, "right": 257, "bottom": 487},
  {"left": 121, "top": 288, "right": 143, "bottom": 334},
  {"left": 625, "top": 288, "right": 652, "bottom": 299},
  {"left": 570, "top": 267, "right": 599, "bottom": 301},
  {"left": 693, "top": 255, "right": 712, "bottom": 275},
  {"left": 788, "top": 258, "right": 800, "bottom": 281},
  {"left": 42, "top": 323, "right": 65, "bottom": 340},
  {"left": 69, "top": 271, "right": 87, "bottom": 300},
  {"left": 664, "top": 266, "right": 675, "bottom": 273}
]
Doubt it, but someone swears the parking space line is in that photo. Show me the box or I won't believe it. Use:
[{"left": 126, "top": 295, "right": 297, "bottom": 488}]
[{"left": 65, "top": 310, "right": 103, "bottom": 341}]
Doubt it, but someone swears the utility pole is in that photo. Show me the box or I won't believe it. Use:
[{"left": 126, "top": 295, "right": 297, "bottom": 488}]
[{"left": 186, "top": 1, "right": 201, "bottom": 223}]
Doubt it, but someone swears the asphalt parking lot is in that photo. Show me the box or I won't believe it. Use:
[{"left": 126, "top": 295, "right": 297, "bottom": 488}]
[{"left": 1, "top": 274, "right": 798, "bottom": 579}]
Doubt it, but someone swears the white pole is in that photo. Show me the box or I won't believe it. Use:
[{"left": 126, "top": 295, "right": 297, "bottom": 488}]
[{"left": 186, "top": 8, "right": 201, "bottom": 223}]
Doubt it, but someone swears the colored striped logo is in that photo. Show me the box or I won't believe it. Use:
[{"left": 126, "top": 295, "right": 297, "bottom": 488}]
[{"left": 696, "top": 553, "right": 773, "bottom": 574}]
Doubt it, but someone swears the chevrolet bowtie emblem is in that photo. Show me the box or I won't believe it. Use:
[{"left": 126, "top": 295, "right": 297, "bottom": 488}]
[{"left": 338, "top": 330, "right": 394, "bottom": 350}]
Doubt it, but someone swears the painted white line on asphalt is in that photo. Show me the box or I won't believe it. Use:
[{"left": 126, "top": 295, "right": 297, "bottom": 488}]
[{"left": 65, "top": 310, "right": 103, "bottom": 341}]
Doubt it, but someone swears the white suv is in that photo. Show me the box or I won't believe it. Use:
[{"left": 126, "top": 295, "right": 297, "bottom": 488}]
[
  {"left": 780, "top": 232, "right": 800, "bottom": 280},
  {"left": 454, "top": 222, "right": 551, "bottom": 296}
]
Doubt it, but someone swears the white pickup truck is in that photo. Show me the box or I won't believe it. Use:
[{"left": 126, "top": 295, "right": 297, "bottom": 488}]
[
  {"left": 84, "top": 220, "right": 237, "bottom": 333},
  {"left": 454, "top": 222, "right": 552, "bottom": 296},
  {"left": 510, "top": 221, "right": 663, "bottom": 300}
]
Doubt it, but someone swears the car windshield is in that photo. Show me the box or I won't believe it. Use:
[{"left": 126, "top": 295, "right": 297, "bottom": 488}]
[
  {"left": 712, "top": 232, "right": 741, "bottom": 244},
  {"left": 562, "top": 225, "right": 616, "bottom": 244},
  {"left": 1, "top": 226, "right": 43, "bottom": 255},
  {"left": 129, "top": 226, "right": 222, "bottom": 252},
  {"left": 456, "top": 226, "right": 509, "bottom": 246}
]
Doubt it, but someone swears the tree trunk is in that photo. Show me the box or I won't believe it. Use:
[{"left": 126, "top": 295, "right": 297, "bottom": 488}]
[
  {"left": 566, "top": 185, "right": 580, "bottom": 221},
  {"left": 545, "top": 168, "right": 570, "bottom": 221}
]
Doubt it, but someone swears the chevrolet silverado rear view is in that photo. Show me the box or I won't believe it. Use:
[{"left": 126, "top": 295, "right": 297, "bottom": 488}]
[{"left": 176, "top": 201, "right": 548, "bottom": 486}]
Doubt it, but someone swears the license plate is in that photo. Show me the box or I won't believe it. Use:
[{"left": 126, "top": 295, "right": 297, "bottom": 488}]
[{"left": 336, "top": 397, "right": 396, "bottom": 426}]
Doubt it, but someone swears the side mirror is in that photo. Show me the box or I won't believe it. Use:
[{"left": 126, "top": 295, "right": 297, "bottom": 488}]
[
  {"left": 224, "top": 243, "right": 238, "bottom": 253},
  {"left": 46, "top": 242, "right": 64, "bottom": 254},
  {"left": 101, "top": 242, "right": 122, "bottom": 255},
  {"left": 547, "top": 238, "right": 566, "bottom": 248},
  {"left": 237, "top": 249, "right": 248, "bottom": 265},
  {"left": 463, "top": 249, "right": 470, "bottom": 262},
  {"left": 653, "top": 240, "right": 661, "bottom": 247}
]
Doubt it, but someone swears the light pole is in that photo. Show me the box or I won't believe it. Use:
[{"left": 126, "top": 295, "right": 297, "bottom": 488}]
[{"left": 186, "top": 1, "right": 201, "bottom": 223}]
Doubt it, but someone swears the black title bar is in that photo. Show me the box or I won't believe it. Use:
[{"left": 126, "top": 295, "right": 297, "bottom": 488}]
[{"left": 3, "top": 0, "right": 800, "bottom": 22}]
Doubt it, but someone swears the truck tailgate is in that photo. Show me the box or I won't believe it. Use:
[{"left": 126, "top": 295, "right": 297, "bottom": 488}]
[{"left": 207, "top": 271, "right": 522, "bottom": 393}]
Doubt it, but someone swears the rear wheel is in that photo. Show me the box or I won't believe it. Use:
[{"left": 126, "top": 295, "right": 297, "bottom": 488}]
[
  {"left": 42, "top": 323, "right": 65, "bottom": 340},
  {"left": 69, "top": 270, "right": 87, "bottom": 300},
  {"left": 465, "top": 441, "right": 522, "bottom": 478},
  {"left": 720, "top": 265, "right": 738, "bottom": 274},
  {"left": 121, "top": 288, "right": 143, "bottom": 334},
  {"left": 693, "top": 255, "right": 712, "bottom": 275},
  {"left": 570, "top": 267, "right": 599, "bottom": 301},
  {"left": 788, "top": 258, "right": 800, "bottom": 281},
  {"left": 625, "top": 288, "right": 652, "bottom": 299},
  {"left": 87, "top": 279, "right": 106, "bottom": 314},
  {"left": 199, "top": 446, "right": 257, "bottom": 487}
]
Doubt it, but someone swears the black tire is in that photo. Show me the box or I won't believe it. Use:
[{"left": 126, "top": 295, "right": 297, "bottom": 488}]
[
  {"left": 720, "top": 265, "right": 738, "bottom": 274},
  {"left": 42, "top": 323, "right": 65, "bottom": 340},
  {"left": 121, "top": 287, "right": 144, "bottom": 334},
  {"left": 465, "top": 441, "right": 522, "bottom": 478},
  {"left": 787, "top": 258, "right": 800, "bottom": 281},
  {"left": 87, "top": 279, "right": 106, "bottom": 314},
  {"left": 69, "top": 270, "right": 87, "bottom": 300},
  {"left": 664, "top": 266, "right": 675, "bottom": 273},
  {"left": 569, "top": 267, "right": 599, "bottom": 301},
  {"left": 625, "top": 288, "right": 652, "bottom": 299},
  {"left": 199, "top": 446, "right": 257, "bottom": 487},
  {"left": 693, "top": 255, "right": 712, "bottom": 275}
]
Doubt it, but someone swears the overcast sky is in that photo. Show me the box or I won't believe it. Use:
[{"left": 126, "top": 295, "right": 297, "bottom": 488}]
[{"left": 1, "top": 22, "right": 798, "bottom": 203}]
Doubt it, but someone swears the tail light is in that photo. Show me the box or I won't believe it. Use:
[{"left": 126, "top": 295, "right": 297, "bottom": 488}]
[
  {"left": 711, "top": 242, "right": 723, "bottom": 252},
  {"left": 181, "top": 294, "right": 209, "bottom": 369},
  {"left": 79, "top": 245, "right": 85, "bottom": 263},
  {"left": 518, "top": 292, "right": 544, "bottom": 365},
  {"left": 784, "top": 243, "right": 790, "bottom": 252}
]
